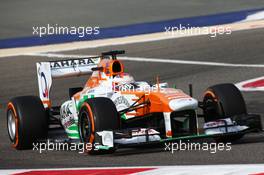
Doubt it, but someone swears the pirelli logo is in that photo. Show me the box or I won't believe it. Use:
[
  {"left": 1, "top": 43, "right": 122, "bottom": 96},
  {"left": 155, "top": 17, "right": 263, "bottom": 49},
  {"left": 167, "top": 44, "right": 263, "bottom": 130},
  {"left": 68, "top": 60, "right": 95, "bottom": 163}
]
[{"left": 50, "top": 58, "right": 99, "bottom": 69}]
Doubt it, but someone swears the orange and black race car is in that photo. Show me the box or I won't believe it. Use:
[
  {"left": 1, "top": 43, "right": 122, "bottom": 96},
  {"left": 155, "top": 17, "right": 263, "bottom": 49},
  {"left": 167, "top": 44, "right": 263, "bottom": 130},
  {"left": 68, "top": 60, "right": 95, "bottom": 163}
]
[{"left": 7, "top": 50, "right": 262, "bottom": 153}]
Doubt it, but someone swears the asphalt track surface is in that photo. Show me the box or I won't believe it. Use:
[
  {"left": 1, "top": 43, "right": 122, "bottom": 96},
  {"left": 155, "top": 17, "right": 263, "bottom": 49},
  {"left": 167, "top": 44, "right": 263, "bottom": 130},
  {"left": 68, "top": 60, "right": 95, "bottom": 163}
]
[
  {"left": 0, "top": 28, "right": 264, "bottom": 169},
  {"left": 1, "top": 0, "right": 264, "bottom": 39}
]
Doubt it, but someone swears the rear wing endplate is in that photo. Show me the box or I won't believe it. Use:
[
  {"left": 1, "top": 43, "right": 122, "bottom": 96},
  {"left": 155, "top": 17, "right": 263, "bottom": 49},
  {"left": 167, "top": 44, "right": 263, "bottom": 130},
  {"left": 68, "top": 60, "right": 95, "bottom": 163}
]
[{"left": 36, "top": 57, "right": 100, "bottom": 108}]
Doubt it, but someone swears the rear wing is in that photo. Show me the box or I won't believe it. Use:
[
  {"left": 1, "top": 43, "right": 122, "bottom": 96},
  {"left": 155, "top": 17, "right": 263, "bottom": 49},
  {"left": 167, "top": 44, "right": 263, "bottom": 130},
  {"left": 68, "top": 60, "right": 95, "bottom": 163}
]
[
  {"left": 36, "top": 57, "right": 100, "bottom": 108},
  {"left": 37, "top": 50, "right": 125, "bottom": 108},
  {"left": 36, "top": 50, "right": 126, "bottom": 108}
]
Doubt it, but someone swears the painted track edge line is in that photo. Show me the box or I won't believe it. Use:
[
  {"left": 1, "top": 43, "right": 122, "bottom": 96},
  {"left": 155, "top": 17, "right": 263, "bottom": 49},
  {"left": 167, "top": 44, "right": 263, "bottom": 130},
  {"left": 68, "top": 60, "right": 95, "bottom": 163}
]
[
  {"left": 236, "top": 76, "right": 264, "bottom": 91},
  {"left": 2, "top": 164, "right": 264, "bottom": 175}
]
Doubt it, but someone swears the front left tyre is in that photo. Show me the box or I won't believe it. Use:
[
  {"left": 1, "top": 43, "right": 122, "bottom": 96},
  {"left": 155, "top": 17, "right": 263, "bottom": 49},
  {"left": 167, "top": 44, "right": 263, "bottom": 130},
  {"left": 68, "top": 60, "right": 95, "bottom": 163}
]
[{"left": 7, "top": 96, "right": 48, "bottom": 149}]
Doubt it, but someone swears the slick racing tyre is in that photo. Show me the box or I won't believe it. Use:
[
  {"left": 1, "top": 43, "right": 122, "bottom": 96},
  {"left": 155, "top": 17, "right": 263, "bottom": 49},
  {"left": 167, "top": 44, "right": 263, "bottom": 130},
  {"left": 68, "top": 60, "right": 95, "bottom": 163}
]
[
  {"left": 7, "top": 96, "right": 48, "bottom": 149},
  {"left": 78, "top": 97, "right": 120, "bottom": 154},
  {"left": 203, "top": 83, "right": 247, "bottom": 142},
  {"left": 203, "top": 83, "right": 247, "bottom": 122}
]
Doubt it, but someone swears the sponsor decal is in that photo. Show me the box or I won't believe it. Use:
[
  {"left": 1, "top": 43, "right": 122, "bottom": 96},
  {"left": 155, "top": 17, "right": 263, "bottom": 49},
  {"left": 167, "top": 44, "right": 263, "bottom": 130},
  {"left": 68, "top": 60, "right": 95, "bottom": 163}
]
[
  {"left": 60, "top": 102, "right": 75, "bottom": 129},
  {"left": 50, "top": 58, "right": 96, "bottom": 69},
  {"left": 113, "top": 96, "right": 130, "bottom": 109},
  {"left": 40, "top": 72, "right": 49, "bottom": 98},
  {"left": 131, "top": 129, "right": 159, "bottom": 136}
]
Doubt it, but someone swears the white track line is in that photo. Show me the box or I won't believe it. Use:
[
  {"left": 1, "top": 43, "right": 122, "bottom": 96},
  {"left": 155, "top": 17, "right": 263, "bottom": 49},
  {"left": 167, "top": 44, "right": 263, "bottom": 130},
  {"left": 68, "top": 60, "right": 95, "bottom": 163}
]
[
  {"left": 27, "top": 53, "right": 264, "bottom": 68},
  {"left": 120, "top": 57, "right": 264, "bottom": 68},
  {"left": 0, "top": 20, "right": 264, "bottom": 58}
]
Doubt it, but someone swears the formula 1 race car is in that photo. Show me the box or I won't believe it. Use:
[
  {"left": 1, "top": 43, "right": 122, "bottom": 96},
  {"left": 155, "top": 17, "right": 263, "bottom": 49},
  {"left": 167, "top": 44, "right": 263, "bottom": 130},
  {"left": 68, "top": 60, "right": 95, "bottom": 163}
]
[{"left": 7, "top": 50, "right": 262, "bottom": 153}]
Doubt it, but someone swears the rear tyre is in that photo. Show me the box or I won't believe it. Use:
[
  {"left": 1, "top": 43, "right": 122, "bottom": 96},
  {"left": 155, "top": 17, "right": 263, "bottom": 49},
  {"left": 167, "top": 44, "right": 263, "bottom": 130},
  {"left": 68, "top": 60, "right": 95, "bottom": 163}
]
[
  {"left": 203, "top": 83, "right": 247, "bottom": 142},
  {"left": 7, "top": 96, "right": 48, "bottom": 149},
  {"left": 78, "top": 97, "right": 120, "bottom": 154}
]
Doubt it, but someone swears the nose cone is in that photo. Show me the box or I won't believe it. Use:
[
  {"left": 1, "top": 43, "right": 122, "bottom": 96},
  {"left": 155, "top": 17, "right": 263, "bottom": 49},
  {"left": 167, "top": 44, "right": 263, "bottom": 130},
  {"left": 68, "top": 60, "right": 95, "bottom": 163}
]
[{"left": 169, "top": 98, "right": 198, "bottom": 111}]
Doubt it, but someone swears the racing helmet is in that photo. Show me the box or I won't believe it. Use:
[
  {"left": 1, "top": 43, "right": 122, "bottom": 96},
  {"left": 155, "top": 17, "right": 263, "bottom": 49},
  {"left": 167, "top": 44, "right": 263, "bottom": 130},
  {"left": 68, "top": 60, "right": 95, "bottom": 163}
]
[{"left": 112, "top": 73, "right": 135, "bottom": 84}]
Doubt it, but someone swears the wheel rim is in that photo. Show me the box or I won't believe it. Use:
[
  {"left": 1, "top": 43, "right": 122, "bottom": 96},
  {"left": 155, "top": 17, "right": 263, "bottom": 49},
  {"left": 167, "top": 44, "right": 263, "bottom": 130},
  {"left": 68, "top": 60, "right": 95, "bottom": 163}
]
[
  {"left": 7, "top": 110, "right": 16, "bottom": 141},
  {"left": 80, "top": 110, "right": 92, "bottom": 143},
  {"left": 203, "top": 93, "right": 220, "bottom": 122}
]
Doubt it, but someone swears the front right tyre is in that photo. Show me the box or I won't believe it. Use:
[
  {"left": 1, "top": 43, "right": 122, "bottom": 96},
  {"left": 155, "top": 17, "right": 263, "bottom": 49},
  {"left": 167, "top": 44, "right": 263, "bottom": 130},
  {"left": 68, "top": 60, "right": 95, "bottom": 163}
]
[{"left": 203, "top": 83, "right": 247, "bottom": 143}]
